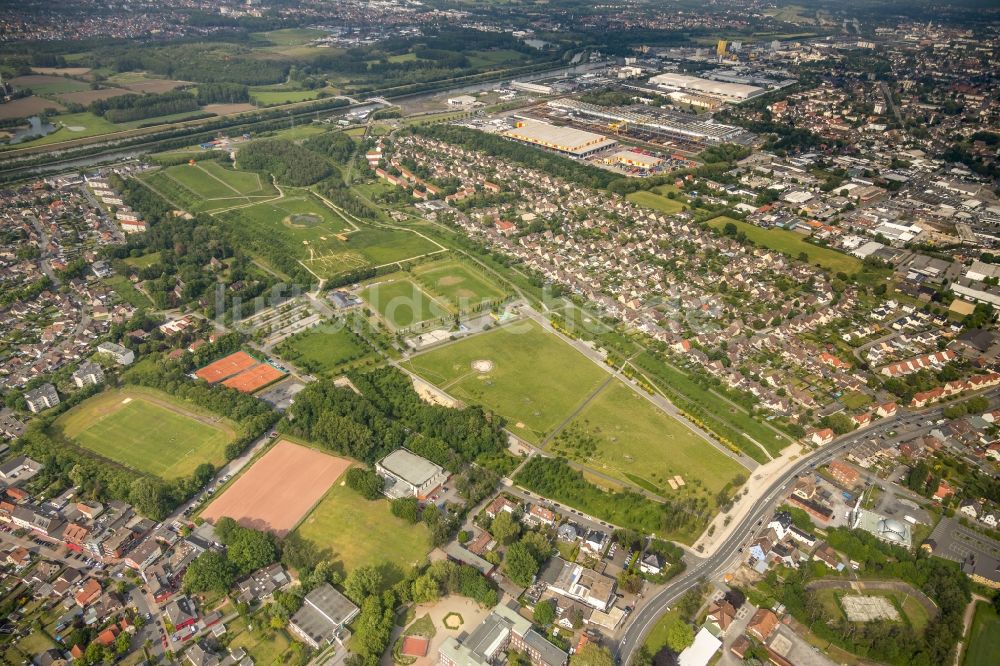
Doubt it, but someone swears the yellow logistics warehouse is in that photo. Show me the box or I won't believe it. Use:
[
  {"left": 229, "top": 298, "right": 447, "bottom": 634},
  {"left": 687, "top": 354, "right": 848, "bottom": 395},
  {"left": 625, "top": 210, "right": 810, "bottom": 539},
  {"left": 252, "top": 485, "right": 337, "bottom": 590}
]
[{"left": 502, "top": 119, "right": 618, "bottom": 157}]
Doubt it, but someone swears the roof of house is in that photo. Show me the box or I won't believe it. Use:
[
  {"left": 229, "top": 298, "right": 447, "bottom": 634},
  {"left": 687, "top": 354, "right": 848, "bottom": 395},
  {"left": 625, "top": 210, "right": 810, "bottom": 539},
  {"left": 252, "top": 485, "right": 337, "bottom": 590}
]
[{"left": 289, "top": 583, "right": 359, "bottom": 646}]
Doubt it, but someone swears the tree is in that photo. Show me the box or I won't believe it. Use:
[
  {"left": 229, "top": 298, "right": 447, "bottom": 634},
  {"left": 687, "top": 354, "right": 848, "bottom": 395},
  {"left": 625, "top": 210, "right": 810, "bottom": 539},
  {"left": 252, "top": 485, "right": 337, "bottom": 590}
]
[
  {"left": 665, "top": 618, "right": 695, "bottom": 652},
  {"left": 571, "top": 644, "right": 615, "bottom": 666},
  {"left": 391, "top": 497, "right": 420, "bottom": 524},
  {"left": 114, "top": 630, "right": 131, "bottom": 655},
  {"left": 533, "top": 599, "right": 556, "bottom": 626},
  {"left": 346, "top": 467, "right": 384, "bottom": 500},
  {"left": 183, "top": 550, "right": 235, "bottom": 594},
  {"left": 491, "top": 511, "right": 520, "bottom": 544},
  {"left": 345, "top": 565, "right": 383, "bottom": 604},
  {"left": 412, "top": 573, "right": 441, "bottom": 604},
  {"left": 502, "top": 542, "right": 539, "bottom": 587},
  {"left": 227, "top": 528, "right": 278, "bottom": 575}
]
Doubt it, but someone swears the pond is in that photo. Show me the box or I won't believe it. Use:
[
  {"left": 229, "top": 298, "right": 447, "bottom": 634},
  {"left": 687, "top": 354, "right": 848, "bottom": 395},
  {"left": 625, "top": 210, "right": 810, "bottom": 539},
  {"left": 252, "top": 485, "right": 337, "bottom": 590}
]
[{"left": 9, "top": 116, "right": 56, "bottom": 144}]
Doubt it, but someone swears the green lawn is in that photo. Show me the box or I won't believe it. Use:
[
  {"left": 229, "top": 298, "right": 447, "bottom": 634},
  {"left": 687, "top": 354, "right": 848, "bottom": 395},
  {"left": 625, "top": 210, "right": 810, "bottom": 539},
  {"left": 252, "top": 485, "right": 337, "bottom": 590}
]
[
  {"left": 644, "top": 608, "right": 682, "bottom": 653},
  {"left": 145, "top": 160, "right": 278, "bottom": 212},
  {"left": 965, "top": 601, "right": 1000, "bottom": 666},
  {"left": 255, "top": 28, "right": 328, "bottom": 46},
  {"left": 363, "top": 278, "right": 447, "bottom": 329},
  {"left": 103, "top": 275, "right": 153, "bottom": 308},
  {"left": 551, "top": 381, "right": 746, "bottom": 502},
  {"left": 250, "top": 88, "right": 322, "bottom": 105},
  {"left": 707, "top": 216, "right": 862, "bottom": 275},
  {"left": 123, "top": 251, "right": 161, "bottom": 268},
  {"left": 56, "top": 387, "right": 236, "bottom": 480},
  {"left": 413, "top": 259, "right": 509, "bottom": 309},
  {"left": 294, "top": 478, "right": 432, "bottom": 580},
  {"left": 627, "top": 190, "right": 685, "bottom": 215},
  {"left": 227, "top": 619, "right": 295, "bottom": 664},
  {"left": 405, "top": 319, "right": 609, "bottom": 443},
  {"left": 841, "top": 391, "right": 872, "bottom": 410},
  {"left": 275, "top": 324, "right": 375, "bottom": 375}
]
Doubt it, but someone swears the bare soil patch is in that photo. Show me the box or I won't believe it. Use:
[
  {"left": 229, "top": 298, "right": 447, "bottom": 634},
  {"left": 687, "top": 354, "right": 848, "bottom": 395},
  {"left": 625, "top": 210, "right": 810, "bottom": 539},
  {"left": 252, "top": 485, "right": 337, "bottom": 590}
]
[
  {"left": 120, "top": 79, "right": 189, "bottom": 94},
  {"left": 31, "top": 67, "right": 92, "bottom": 76},
  {"left": 0, "top": 96, "right": 65, "bottom": 120}
]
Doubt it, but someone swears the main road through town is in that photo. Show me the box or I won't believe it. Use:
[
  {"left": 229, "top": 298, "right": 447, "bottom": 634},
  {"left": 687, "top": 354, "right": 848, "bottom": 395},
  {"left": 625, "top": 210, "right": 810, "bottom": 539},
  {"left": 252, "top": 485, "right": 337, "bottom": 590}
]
[{"left": 613, "top": 391, "right": 999, "bottom": 665}]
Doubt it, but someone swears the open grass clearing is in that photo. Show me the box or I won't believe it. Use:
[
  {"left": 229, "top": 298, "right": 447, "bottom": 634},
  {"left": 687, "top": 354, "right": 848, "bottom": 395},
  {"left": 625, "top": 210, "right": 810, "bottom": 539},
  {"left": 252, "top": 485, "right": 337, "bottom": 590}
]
[
  {"left": 9, "top": 74, "right": 90, "bottom": 95},
  {"left": 404, "top": 319, "right": 609, "bottom": 443},
  {"left": 627, "top": 190, "right": 686, "bottom": 215},
  {"left": 7, "top": 112, "right": 118, "bottom": 148},
  {"left": 551, "top": 380, "right": 746, "bottom": 503},
  {"left": 275, "top": 324, "right": 375, "bottom": 375},
  {"left": 707, "top": 216, "right": 862, "bottom": 275},
  {"left": 293, "top": 475, "right": 432, "bottom": 581},
  {"left": 413, "top": 258, "right": 508, "bottom": 309},
  {"left": 965, "top": 600, "right": 1000, "bottom": 666},
  {"left": 55, "top": 386, "right": 235, "bottom": 480},
  {"left": 363, "top": 278, "right": 448, "bottom": 329}
]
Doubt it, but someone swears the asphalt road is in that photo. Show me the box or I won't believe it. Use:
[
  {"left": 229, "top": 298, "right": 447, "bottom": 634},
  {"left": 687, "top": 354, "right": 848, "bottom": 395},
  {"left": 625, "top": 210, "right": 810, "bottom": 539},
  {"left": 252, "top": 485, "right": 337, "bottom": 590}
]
[{"left": 613, "top": 392, "right": 997, "bottom": 664}]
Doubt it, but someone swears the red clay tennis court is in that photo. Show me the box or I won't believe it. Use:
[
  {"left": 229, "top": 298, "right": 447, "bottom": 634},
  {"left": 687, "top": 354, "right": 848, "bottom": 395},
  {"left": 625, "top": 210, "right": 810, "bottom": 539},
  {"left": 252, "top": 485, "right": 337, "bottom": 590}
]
[
  {"left": 221, "top": 363, "right": 286, "bottom": 393},
  {"left": 201, "top": 440, "right": 350, "bottom": 536},
  {"left": 195, "top": 351, "right": 258, "bottom": 383},
  {"left": 401, "top": 636, "right": 429, "bottom": 658}
]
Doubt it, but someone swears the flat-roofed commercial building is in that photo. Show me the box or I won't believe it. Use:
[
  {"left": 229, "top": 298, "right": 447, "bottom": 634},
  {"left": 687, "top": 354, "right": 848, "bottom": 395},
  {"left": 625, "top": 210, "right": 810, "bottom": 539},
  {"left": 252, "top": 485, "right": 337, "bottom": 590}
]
[
  {"left": 502, "top": 119, "right": 617, "bottom": 157},
  {"left": 648, "top": 72, "right": 765, "bottom": 101},
  {"left": 376, "top": 448, "right": 450, "bottom": 500}
]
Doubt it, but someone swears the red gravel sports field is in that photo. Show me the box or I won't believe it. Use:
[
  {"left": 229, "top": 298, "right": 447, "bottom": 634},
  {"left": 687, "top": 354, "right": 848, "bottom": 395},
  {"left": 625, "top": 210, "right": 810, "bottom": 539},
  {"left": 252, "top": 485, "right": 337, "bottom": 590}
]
[{"left": 201, "top": 440, "right": 350, "bottom": 536}]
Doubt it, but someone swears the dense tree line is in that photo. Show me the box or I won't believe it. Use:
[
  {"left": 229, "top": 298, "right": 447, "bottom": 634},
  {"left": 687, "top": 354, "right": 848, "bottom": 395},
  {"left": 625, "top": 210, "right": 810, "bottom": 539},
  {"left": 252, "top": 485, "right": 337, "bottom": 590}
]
[
  {"left": 89, "top": 89, "right": 200, "bottom": 123},
  {"left": 515, "top": 457, "right": 709, "bottom": 536},
  {"left": 284, "top": 367, "right": 507, "bottom": 470},
  {"left": 196, "top": 82, "right": 250, "bottom": 105},
  {"left": 184, "top": 517, "right": 278, "bottom": 593},
  {"left": 410, "top": 124, "right": 619, "bottom": 190},
  {"left": 303, "top": 131, "right": 358, "bottom": 164},
  {"left": 237, "top": 139, "right": 332, "bottom": 186},
  {"left": 315, "top": 177, "right": 380, "bottom": 219}
]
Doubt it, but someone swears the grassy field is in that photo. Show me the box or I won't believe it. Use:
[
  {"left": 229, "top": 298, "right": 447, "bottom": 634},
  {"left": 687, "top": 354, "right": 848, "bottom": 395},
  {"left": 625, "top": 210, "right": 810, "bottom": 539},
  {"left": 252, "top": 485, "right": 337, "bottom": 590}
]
[
  {"left": 123, "top": 251, "right": 161, "bottom": 268},
  {"left": 644, "top": 608, "right": 682, "bottom": 653},
  {"left": 405, "top": 319, "right": 609, "bottom": 443},
  {"left": 707, "top": 216, "right": 862, "bottom": 275},
  {"left": 103, "top": 275, "right": 153, "bottom": 308},
  {"left": 144, "top": 160, "right": 278, "bottom": 212},
  {"left": 294, "top": 478, "right": 432, "bottom": 580},
  {"left": 627, "top": 190, "right": 686, "bottom": 215},
  {"left": 363, "top": 277, "right": 448, "bottom": 329},
  {"left": 552, "top": 381, "right": 745, "bottom": 500},
  {"left": 413, "top": 258, "right": 508, "bottom": 309},
  {"left": 255, "top": 27, "right": 328, "bottom": 46},
  {"left": 250, "top": 88, "right": 322, "bottom": 105},
  {"left": 275, "top": 324, "right": 374, "bottom": 375},
  {"left": 965, "top": 601, "right": 1000, "bottom": 666},
  {"left": 224, "top": 195, "right": 442, "bottom": 279},
  {"left": 55, "top": 387, "right": 235, "bottom": 480}
]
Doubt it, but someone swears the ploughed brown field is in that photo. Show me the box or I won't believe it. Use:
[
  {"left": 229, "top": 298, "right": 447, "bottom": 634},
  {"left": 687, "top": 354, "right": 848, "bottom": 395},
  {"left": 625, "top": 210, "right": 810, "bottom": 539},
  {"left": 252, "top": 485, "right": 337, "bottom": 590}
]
[{"left": 201, "top": 440, "right": 350, "bottom": 536}]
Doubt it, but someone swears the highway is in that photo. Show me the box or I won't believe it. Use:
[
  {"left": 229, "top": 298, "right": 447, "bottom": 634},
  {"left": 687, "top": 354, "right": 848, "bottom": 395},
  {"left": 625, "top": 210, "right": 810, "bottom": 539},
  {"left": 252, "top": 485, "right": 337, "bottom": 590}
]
[{"left": 613, "top": 391, "right": 998, "bottom": 665}]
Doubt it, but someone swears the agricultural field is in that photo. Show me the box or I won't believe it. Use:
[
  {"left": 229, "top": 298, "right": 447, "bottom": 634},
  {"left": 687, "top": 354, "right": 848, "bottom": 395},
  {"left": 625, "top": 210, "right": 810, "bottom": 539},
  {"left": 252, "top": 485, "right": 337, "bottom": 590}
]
[
  {"left": 363, "top": 277, "right": 448, "bottom": 329},
  {"left": 412, "top": 258, "right": 509, "bottom": 309},
  {"left": 551, "top": 381, "right": 746, "bottom": 500},
  {"left": 0, "top": 95, "right": 65, "bottom": 120},
  {"left": 707, "top": 216, "right": 862, "bottom": 275},
  {"left": 964, "top": 601, "right": 1000, "bottom": 666},
  {"left": 294, "top": 477, "right": 432, "bottom": 580},
  {"left": 404, "top": 319, "right": 609, "bottom": 443},
  {"left": 275, "top": 324, "right": 375, "bottom": 375},
  {"left": 9, "top": 74, "right": 90, "bottom": 95},
  {"left": 142, "top": 160, "right": 278, "bottom": 212},
  {"left": 56, "top": 87, "right": 132, "bottom": 105},
  {"left": 626, "top": 190, "right": 685, "bottom": 215},
  {"left": 55, "top": 387, "right": 235, "bottom": 480}
]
